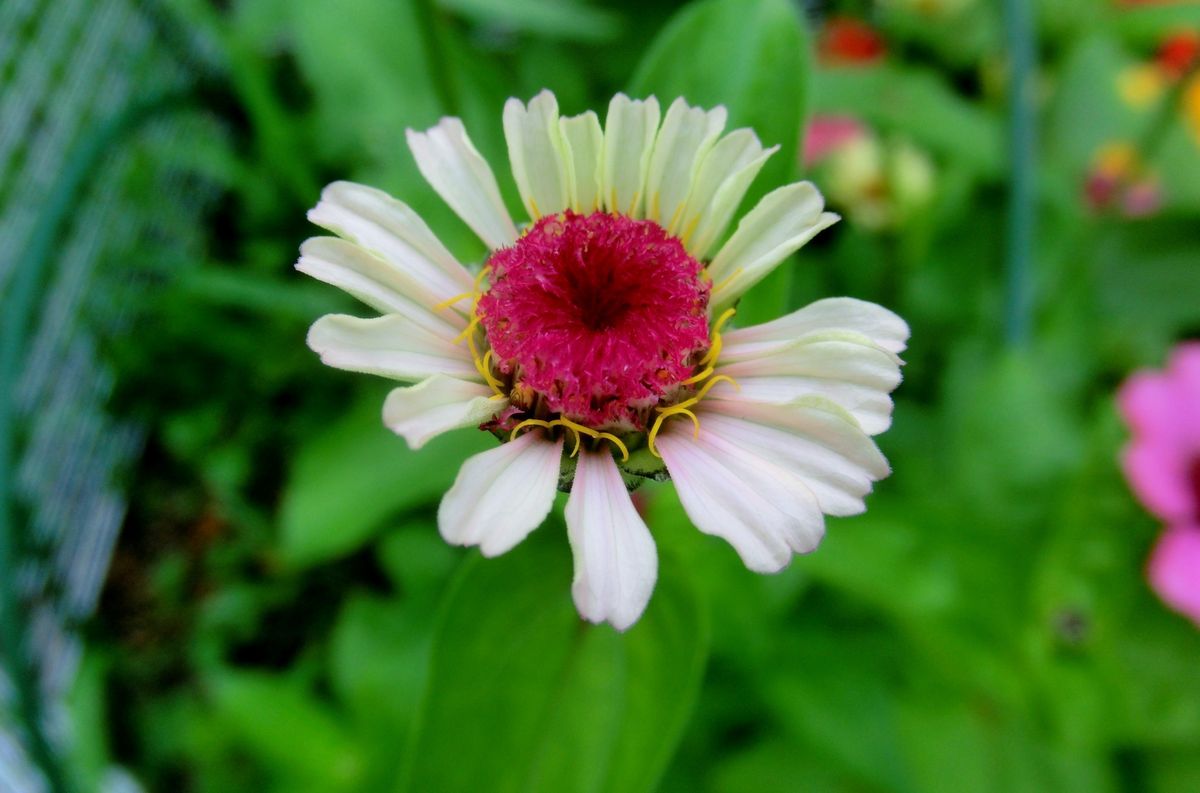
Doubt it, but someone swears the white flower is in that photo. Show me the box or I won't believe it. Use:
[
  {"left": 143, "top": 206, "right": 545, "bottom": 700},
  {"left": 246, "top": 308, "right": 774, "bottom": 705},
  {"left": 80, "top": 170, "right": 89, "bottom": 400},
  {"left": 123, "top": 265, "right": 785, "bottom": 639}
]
[{"left": 298, "top": 90, "right": 908, "bottom": 631}]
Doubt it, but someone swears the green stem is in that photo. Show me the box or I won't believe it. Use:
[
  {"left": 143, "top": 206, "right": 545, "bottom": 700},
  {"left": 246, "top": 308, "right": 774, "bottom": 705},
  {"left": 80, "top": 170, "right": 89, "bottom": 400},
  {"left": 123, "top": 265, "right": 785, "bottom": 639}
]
[
  {"left": 1002, "top": 0, "right": 1036, "bottom": 347},
  {"left": 0, "top": 89, "right": 195, "bottom": 793}
]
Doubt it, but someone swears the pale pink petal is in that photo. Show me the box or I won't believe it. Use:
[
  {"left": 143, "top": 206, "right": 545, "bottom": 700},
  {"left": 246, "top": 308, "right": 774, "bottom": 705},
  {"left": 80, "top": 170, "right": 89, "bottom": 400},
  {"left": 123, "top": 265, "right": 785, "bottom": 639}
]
[
  {"left": 383, "top": 375, "right": 508, "bottom": 450},
  {"left": 437, "top": 433, "right": 563, "bottom": 556},
  {"left": 656, "top": 418, "right": 826, "bottom": 573},
  {"left": 406, "top": 118, "right": 519, "bottom": 250},
  {"left": 1148, "top": 525, "right": 1200, "bottom": 627},
  {"left": 722, "top": 297, "right": 910, "bottom": 356},
  {"left": 306, "top": 313, "right": 478, "bottom": 382},
  {"left": 565, "top": 449, "right": 658, "bottom": 631},
  {"left": 714, "top": 334, "right": 902, "bottom": 435}
]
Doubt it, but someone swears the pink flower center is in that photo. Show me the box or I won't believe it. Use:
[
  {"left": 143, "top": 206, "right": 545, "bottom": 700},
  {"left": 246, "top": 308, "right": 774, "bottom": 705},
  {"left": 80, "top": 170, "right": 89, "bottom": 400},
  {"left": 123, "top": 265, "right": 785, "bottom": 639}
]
[{"left": 478, "top": 210, "right": 711, "bottom": 429}]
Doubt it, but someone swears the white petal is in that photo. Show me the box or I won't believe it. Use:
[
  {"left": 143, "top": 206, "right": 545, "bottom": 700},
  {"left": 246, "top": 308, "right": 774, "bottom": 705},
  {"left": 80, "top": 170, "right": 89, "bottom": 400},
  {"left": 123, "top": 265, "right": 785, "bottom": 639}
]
[
  {"left": 656, "top": 421, "right": 825, "bottom": 573},
  {"left": 559, "top": 111, "right": 604, "bottom": 213},
  {"left": 406, "top": 118, "right": 519, "bottom": 250},
  {"left": 722, "top": 297, "right": 910, "bottom": 356},
  {"left": 707, "top": 182, "right": 839, "bottom": 314},
  {"left": 601, "top": 94, "right": 661, "bottom": 217},
  {"left": 504, "top": 90, "right": 570, "bottom": 220},
  {"left": 307, "top": 181, "right": 475, "bottom": 301},
  {"left": 438, "top": 432, "right": 563, "bottom": 557},
  {"left": 565, "top": 449, "right": 658, "bottom": 631},
  {"left": 296, "top": 237, "right": 466, "bottom": 337},
  {"left": 698, "top": 397, "right": 889, "bottom": 516},
  {"left": 645, "top": 98, "right": 727, "bottom": 232},
  {"left": 307, "top": 313, "right": 478, "bottom": 382},
  {"left": 715, "top": 334, "right": 903, "bottom": 434},
  {"left": 678, "top": 129, "right": 777, "bottom": 258},
  {"left": 383, "top": 375, "right": 508, "bottom": 450}
]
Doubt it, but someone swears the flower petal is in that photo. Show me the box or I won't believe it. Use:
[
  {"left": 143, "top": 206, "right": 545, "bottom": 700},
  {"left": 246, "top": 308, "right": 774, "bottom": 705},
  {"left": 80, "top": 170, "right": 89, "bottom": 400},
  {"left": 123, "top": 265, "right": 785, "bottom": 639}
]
[
  {"left": 1148, "top": 525, "right": 1200, "bottom": 627},
  {"left": 707, "top": 182, "right": 840, "bottom": 314},
  {"left": 698, "top": 396, "right": 890, "bottom": 517},
  {"left": 504, "top": 90, "right": 570, "bottom": 220},
  {"left": 601, "top": 94, "right": 661, "bottom": 217},
  {"left": 645, "top": 98, "right": 727, "bottom": 232},
  {"left": 406, "top": 118, "right": 519, "bottom": 250},
  {"left": 1122, "top": 439, "right": 1195, "bottom": 524},
  {"left": 383, "top": 375, "right": 508, "bottom": 450},
  {"left": 656, "top": 420, "right": 825, "bottom": 573},
  {"left": 565, "top": 448, "right": 658, "bottom": 631},
  {"left": 307, "top": 313, "right": 478, "bottom": 382},
  {"left": 678, "top": 129, "right": 777, "bottom": 258},
  {"left": 560, "top": 110, "right": 604, "bottom": 213},
  {"left": 715, "top": 334, "right": 903, "bottom": 434},
  {"left": 438, "top": 432, "right": 564, "bottom": 557},
  {"left": 296, "top": 237, "right": 466, "bottom": 337},
  {"left": 722, "top": 298, "right": 910, "bottom": 356},
  {"left": 307, "top": 181, "right": 476, "bottom": 301}
]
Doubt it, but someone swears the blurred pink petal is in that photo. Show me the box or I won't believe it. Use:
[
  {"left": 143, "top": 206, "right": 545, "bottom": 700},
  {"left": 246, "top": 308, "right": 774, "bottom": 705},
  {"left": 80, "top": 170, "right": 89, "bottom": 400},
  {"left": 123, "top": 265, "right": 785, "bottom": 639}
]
[
  {"left": 1119, "top": 370, "right": 1182, "bottom": 438},
  {"left": 1148, "top": 525, "right": 1200, "bottom": 627},
  {"left": 804, "top": 116, "right": 865, "bottom": 167},
  {"left": 1118, "top": 342, "right": 1200, "bottom": 523},
  {"left": 1122, "top": 440, "right": 1195, "bottom": 523}
]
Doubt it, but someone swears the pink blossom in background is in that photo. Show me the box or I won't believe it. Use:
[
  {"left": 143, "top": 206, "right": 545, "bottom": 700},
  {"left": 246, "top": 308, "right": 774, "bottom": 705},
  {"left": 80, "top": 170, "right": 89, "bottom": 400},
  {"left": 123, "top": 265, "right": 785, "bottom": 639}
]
[
  {"left": 1148, "top": 526, "right": 1200, "bottom": 627},
  {"left": 803, "top": 115, "right": 866, "bottom": 167},
  {"left": 1118, "top": 342, "right": 1200, "bottom": 625},
  {"left": 1118, "top": 343, "right": 1200, "bottom": 524}
]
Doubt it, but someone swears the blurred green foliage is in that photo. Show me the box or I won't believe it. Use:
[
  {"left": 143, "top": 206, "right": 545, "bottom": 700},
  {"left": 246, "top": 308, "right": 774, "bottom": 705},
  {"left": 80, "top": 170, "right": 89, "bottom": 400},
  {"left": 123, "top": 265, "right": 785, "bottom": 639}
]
[{"left": 69, "top": 0, "right": 1200, "bottom": 790}]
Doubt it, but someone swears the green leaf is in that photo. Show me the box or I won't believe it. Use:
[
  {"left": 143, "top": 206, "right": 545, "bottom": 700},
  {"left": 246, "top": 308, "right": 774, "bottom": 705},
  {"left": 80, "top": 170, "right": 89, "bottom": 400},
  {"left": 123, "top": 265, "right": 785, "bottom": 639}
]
[
  {"left": 329, "top": 594, "right": 437, "bottom": 788},
  {"left": 207, "top": 671, "right": 366, "bottom": 792},
  {"left": 813, "top": 63, "right": 1003, "bottom": 177},
  {"left": 277, "top": 388, "right": 494, "bottom": 568},
  {"left": 630, "top": 0, "right": 811, "bottom": 326},
  {"left": 402, "top": 529, "right": 709, "bottom": 793},
  {"left": 438, "top": 0, "right": 624, "bottom": 43}
]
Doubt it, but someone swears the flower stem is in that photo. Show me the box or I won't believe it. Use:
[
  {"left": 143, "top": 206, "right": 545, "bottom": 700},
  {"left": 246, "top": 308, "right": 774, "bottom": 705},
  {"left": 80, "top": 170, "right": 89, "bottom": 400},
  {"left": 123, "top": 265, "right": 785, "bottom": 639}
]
[{"left": 1003, "top": 0, "right": 1036, "bottom": 348}]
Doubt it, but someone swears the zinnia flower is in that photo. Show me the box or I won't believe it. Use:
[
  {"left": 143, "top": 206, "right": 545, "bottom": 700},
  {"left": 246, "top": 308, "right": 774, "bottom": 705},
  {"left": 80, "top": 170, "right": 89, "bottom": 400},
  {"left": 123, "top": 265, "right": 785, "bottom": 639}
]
[
  {"left": 298, "top": 91, "right": 908, "bottom": 630},
  {"left": 1118, "top": 342, "right": 1200, "bottom": 627}
]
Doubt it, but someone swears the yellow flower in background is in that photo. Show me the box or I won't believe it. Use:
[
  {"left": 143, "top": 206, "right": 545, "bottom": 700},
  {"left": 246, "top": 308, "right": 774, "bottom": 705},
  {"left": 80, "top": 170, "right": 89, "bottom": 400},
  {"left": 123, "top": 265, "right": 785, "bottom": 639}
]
[
  {"left": 1184, "top": 76, "right": 1200, "bottom": 146},
  {"left": 1117, "top": 64, "right": 1167, "bottom": 109}
]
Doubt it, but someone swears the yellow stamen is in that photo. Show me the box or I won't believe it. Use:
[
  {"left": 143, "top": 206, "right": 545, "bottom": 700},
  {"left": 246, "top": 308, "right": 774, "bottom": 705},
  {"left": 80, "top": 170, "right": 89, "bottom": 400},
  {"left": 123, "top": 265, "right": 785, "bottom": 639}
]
[
  {"left": 509, "top": 418, "right": 556, "bottom": 441},
  {"left": 506, "top": 416, "right": 629, "bottom": 461},
  {"left": 694, "top": 374, "right": 739, "bottom": 401},
  {"left": 680, "top": 365, "right": 714, "bottom": 385},
  {"left": 678, "top": 214, "right": 702, "bottom": 250},
  {"left": 665, "top": 202, "right": 685, "bottom": 236},
  {"left": 434, "top": 291, "right": 474, "bottom": 311},
  {"left": 699, "top": 307, "right": 737, "bottom": 367},
  {"left": 710, "top": 307, "right": 737, "bottom": 335},
  {"left": 645, "top": 374, "right": 740, "bottom": 458},
  {"left": 553, "top": 417, "right": 629, "bottom": 461},
  {"left": 710, "top": 267, "right": 744, "bottom": 296}
]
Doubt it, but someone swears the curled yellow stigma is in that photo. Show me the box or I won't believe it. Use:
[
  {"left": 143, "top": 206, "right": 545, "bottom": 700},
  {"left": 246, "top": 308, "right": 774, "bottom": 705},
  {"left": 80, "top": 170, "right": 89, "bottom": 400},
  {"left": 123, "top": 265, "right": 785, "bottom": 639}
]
[
  {"left": 647, "top": 374, "right": 740, "bottom": 458},
  {"left": 699, "top": 307, "right": 736, "bottom": 367},
  {"left": 509, "top": 416, "right": 629, "bottom": 461},
  {"left": 441, "top": 265, "right": 506, "bottom": 398}
]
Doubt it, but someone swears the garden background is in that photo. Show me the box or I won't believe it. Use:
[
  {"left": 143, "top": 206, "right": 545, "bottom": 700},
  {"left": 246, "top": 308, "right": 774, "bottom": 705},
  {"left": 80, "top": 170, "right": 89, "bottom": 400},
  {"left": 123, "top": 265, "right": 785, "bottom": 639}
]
[{"left": 2, "top": 0, "right": 1199, "bottom": 791}]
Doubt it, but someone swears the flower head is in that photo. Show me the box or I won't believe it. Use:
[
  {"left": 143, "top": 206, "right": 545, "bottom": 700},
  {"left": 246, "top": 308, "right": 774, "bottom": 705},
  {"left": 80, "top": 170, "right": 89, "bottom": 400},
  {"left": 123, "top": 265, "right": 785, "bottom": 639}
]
[
  {"left": 299, "top": 91, "right": 908, "bottom": 630},
  {"left": 1118, "top": 342, "right": 1200, "bottom": 626}
]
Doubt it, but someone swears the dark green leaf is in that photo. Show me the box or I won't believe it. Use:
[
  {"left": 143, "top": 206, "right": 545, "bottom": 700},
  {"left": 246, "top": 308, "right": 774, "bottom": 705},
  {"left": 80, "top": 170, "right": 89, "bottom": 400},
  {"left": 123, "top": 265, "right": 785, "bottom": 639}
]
[
  {"left": 278, "top": 389, "right": 494, "bottom": 568},
  {"left": 402, "top": 529, "right": 708, "bottom": 793}
]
